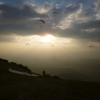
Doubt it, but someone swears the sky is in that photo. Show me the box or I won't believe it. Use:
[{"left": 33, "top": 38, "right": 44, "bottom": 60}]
[{"left": 0, "top": 0, "right": 100, "bottom": 77}]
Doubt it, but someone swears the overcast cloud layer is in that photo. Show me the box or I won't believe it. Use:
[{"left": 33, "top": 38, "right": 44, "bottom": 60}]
[{"left": 0, "top": 0, "right": 100, "bottom": 40}]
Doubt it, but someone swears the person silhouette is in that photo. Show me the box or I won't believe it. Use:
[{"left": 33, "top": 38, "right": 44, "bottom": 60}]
[{"left": 43, "top": 70, "right": 45, "bottom": 77}]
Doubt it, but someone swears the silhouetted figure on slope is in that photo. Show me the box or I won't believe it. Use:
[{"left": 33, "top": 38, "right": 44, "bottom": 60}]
[{"left": 43, "top": 70, "right": 45, "bottom": 77}]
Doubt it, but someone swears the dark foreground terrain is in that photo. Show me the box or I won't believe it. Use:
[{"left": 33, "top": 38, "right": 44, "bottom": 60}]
[{"left": 0, "top": 58, "right": 100, "bottom": 100}]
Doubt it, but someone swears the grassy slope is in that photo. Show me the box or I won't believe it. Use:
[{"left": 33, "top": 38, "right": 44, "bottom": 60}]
[{"left": 0, "top": 58, "right": 100, "bottom": 100}]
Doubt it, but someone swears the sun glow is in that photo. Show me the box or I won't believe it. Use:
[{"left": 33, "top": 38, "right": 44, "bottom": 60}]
[{"left": 42, "top": 34, "right": 54, "bottom": 43}]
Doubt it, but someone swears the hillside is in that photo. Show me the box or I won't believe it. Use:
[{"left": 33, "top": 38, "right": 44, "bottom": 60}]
[
  {"left": 0, "top": 58, "right": 40, "bottom": 77},
  {"left": 0, "top": 58, "right": 100, "bottom": 100}
]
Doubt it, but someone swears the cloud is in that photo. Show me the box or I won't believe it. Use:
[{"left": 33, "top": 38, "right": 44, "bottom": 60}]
[
  {"left": 0, "top": 1, "right": 100, "bottom": 41},
  {"left": 0, "top": 2, "right": 4, "bottom": 4},
  {"left": 35, "top": 2, "right": 53, "bottom": 13},
  {"left": 72, "top": 20, "right": 100, "bottom": 29},
  {"left": 94, "top": 0, "right": 100, "bottom": 19},
  {"left": 0, "top": 2, "right": 48, "bottom": 23},
  {"left": 0, "top": 3, "right": 83, "bottom": 35},
  {"left": 0, "top": 35, "right": 16, "bottom": 42},
  {"left": 57, "top": 20, "right": 100, "bottom": 39},
  {"left": 76, "top": 12, "right": 92, "bottom": 21},
  {"left": 64, "top": 3, "right": 82, "bottom": 17},
  {"left": 49, "top": 3, "right": 82, "bottom": 29}
]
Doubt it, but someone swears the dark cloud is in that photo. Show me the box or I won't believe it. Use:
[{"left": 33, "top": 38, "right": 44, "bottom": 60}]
[
  {"left": 94, "top": 0, "right": 100, "bottom": 19},
  {"left": 57, "top": 20, "right": 100, "bottom": 39},
  {"left": 0, "top": 3, "right": 80, "bottom": 36},
  {"left": 48, "top": 3, "right": 82, "bottom": 26},
  {"left": 0, "top": 2, "right": 100, "bottom": 41},
  {"left": 64, "top": 3, "right": 81, "bottom": 17},
  {"left": 94, "top": 0, "right": 100, "bottom": 12},
  {"left": 0, "top": 21, "right": 57, "bottom": 36},
  {"left": 76, "top": 12, "right": 92, "bottom": 20},
  {"left": 73, "top": 20, "right": 100, "bottom": 29},
  {"left": 0, "top": 3, "right": 48, "bottom": 23},
  {"left": 42, "top": 2, "right": 52, "bottom": 11}
]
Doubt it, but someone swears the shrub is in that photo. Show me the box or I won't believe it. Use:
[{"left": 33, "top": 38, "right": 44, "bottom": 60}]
[
  {"left": 52, "top": 75, "right": 60, "bottom": 79},
  {"left": 45, "top": 73, "right": 51, "bottom": 78},
  {"left": 18, "top": 64, "right": 24, "bottom": 68},
  {"left": 10, "top": 62, "right": 17, "bottom": 65},
  {"left": 0, "top": 58, "right": 8, "bottom": 63}
]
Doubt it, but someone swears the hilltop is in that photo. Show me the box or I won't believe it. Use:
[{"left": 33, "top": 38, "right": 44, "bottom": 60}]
[{"left": 0, "top": 58, "right": 100, "bottom": 100}]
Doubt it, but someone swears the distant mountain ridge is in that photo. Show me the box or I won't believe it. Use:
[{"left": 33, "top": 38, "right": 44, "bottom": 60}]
[{"left": 58, "top": 68, "right": 92, "bottom": 82}]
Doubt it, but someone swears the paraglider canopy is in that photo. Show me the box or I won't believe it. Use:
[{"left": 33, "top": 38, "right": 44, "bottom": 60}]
[
  {"left": 51, "top": 45, "right": 54, "bottom": 47},
  {"left": 53, "top": 12, "right": 58, "bottom": 14},
  {"left": 89, "top": 46, "right": 94, "bottom": 48},
  {"left": 89, "top": 46, "right": 94, "bottom": 51},
  {"left": 38, "top": 20, "right": 45, "bottom": 28},
  {"left": 38, "top": 20, "right": 45, "bottom": 24},
  {"left": 26, "top": 43, "right": 30, "bottom": 45}
]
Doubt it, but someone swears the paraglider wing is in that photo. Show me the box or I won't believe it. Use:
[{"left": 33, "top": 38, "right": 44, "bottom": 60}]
[
  {"left": 89, "top": 46, "right": 94, "bottom": 48},
  {"left": 38, "top": 20, "right": 45, "bottom": 24},
  {"left": 26, "top": 43, "right": 30, "bottom": 45},
  {"left": 89, "top": 45, "right": 94, "bottom": 51},
  {"left": 51, "top": 45, "right": 54, "bottom": 47},
  {"left": 53, "top": 12, "right": 58, "bottom": 14}
]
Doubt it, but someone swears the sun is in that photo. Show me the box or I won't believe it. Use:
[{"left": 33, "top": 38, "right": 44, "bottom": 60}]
[{"left": 42, "top": 34, "right": 54, "bottom": 43}]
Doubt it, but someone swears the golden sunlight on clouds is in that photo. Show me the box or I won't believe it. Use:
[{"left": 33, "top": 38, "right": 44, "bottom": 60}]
[
  {"left": 13, "top": 34, "right": 73, "bottom": 45},
  {"left": 41, "top": 34, "right": 55, "bottom": 43}
]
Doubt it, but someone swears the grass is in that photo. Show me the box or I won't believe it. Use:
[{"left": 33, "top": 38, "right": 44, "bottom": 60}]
[{"left": 0, "top": 58, "right": 100, "bottom": 100}]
